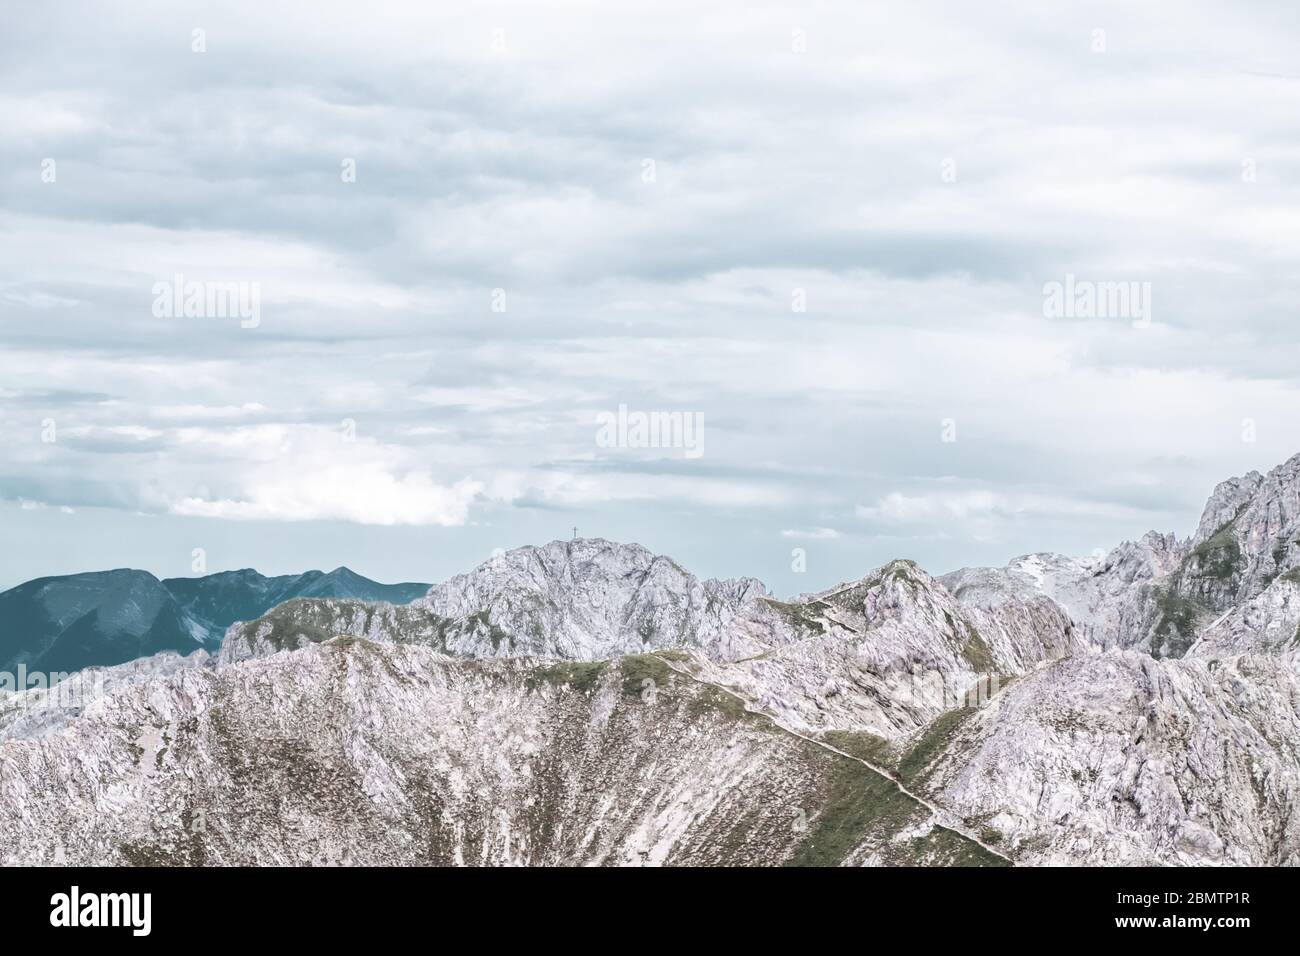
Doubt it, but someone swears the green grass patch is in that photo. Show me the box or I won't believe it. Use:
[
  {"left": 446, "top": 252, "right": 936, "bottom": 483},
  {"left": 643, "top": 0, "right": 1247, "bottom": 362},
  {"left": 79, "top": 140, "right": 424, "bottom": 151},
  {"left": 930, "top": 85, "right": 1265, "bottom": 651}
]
[
  {"left": 654, "top": 649, "right": 691, "bottom": 662},
  {"left": 784, "top": 755, "right": 922, "bottom": 866},
  {"left": 619, "top": 654, "right": 674, "bottom": 697},
  {"left": 960, "top": 626, "right": 996, "bottom": 672},
  {"left": 526, "top": 661, "right": 608, "bottom": 693},
  {"left": 686, "top": 683, "right": 754, "bottom": 721},
  {"left": 785, "top": 749, "right": 1004, "bottom": 867},
  {"left": 917, "top": 826, "right": 1008, "bottom": 867},
  {"left": 760, "top": 598, "right": 827, "bottom": 635},
  {"left": 1152, "top": 586, "right": 1203, "bottom": 658},
  {"left": 898, "top": 708, "right": 975, "bottom": 787},
  {"left": 1191, "top": 522, "right": 1243, "bottom": 581},
  {"left": 946, "top": 610, "right": 996, "bottom": 672},
  {"left": 258, "top": 611, "right": 335, "bottom": 652}
]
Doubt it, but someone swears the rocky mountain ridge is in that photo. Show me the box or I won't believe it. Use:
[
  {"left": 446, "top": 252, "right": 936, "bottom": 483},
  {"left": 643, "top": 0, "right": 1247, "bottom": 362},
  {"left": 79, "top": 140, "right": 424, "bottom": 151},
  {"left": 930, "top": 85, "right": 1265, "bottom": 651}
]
[
  {"left": 944, "top": 452, "right": 1300, "bottom": 659},
  {"left": 6, "top": 453, "right": 1300, "bottom": 865}
]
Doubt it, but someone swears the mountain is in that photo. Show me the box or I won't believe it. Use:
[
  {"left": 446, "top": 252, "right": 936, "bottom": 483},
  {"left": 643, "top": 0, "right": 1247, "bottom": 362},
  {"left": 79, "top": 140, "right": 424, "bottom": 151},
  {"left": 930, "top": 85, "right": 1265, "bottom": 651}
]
[
  {"left": 162, "top": 567, "right": 428, "bottom": 637},
  {"left": 7, "top": 453, "right": 1300, "bottom": 866},
  {"left": 0, "top": 570, "right": 209, "bottom": 676},
  {"left": 221, "top": 539, "right": 814, "bottom": 665},
  {"left": 0, "top": 567, "right": 429, "bottom": 676},
  {"left": 220, "top": 546, "right": 1083, "bottom": 738},
  {"left": 421, "top": 539, "right": 781, "bottom": 659}
]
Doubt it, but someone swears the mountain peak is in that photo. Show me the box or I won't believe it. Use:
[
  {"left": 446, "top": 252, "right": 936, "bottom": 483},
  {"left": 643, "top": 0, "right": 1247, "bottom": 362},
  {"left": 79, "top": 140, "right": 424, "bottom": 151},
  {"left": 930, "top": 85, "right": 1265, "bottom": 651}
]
[{"left": 412, "top": 537, "right": 775, "bottom": 659}]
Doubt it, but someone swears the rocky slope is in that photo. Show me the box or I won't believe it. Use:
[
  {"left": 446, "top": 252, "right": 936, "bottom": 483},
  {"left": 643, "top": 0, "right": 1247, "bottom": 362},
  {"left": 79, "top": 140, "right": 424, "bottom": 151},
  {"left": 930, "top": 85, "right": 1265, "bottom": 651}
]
[
  {"left": 0, "top": 640, "right": 1002, "bottom": 867},
  {"left": 915, "top": 649, "right": 1300, "bottom": 865},
  {"left": 0, "top": 649, "right": 208, "bottom": 743},
  {"left": 418, "top": 539, "right": 797, "bottom": 661}
]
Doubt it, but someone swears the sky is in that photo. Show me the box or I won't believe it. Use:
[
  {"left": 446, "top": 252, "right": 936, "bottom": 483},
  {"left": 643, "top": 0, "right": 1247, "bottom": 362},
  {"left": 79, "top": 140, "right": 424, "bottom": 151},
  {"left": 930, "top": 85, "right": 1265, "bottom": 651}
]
[{"left": 3, "top": 1, "right": 1300, "bottom": 596}]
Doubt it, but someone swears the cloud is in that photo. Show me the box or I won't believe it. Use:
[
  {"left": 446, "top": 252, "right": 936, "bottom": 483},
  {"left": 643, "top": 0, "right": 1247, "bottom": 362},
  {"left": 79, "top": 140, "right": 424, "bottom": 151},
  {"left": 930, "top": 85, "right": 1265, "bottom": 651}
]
[
  {"left": 172, "top": 472, "right": 482, "bottom": 526},
  {"left": 169, "top": 427, "right": 484, "bottom": 526},
  {"left": 3, "top": 0, "right": 1300, "bottom": 591},
  {"left": 854, "top": 489, "right": 1162, "bottom": 549}
]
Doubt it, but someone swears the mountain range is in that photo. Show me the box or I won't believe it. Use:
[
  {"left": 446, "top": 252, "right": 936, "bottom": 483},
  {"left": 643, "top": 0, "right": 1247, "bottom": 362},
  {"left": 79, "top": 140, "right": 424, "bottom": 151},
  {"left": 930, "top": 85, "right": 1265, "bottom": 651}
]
[
  {"left": 4, "top": 453, "right": 1300, "bottom": 865},
  {"left": 0, "top": 567, "right": 429, "bottom": 675}
]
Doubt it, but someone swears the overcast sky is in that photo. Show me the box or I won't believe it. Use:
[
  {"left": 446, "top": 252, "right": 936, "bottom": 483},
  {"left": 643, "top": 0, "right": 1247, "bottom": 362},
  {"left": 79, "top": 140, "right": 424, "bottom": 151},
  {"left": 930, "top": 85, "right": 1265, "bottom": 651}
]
[{"left": 3, "top": 1, "right": 1299, "bottom": 594}]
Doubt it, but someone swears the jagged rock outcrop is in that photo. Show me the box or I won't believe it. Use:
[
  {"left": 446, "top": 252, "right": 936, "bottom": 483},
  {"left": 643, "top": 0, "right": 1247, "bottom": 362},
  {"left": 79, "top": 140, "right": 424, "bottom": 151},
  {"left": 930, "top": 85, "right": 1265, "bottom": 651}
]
[
  {"left": 218, "top": 598, "right": 449, "bottom": 665},
  {"left": 694, "top": 560, "right": 1083, "bottom": 738},
  {"left": 417, "top": 538, "right": 798, "bottom": 661},
  {"left": 0, "top": 648, "right": 209, "bottom": 743},
  {"left": 942, "top": 536, "right": 1185, "bottom": 655},
  {"left": 944, "top": 453, "right": 1300, "bottom": 658},
  {"left": 1184, "top": 454, "right": 1300, "bottom": 603},
  {"left": 1185, "top": 572, "right": 1300, "bottom": 658}
]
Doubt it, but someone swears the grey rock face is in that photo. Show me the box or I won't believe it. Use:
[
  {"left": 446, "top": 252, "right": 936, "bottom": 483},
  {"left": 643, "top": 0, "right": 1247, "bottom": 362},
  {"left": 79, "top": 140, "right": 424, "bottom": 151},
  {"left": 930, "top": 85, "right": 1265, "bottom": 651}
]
[
  {"left": 417, "top": 538, "right": 792, "bottom": 661},
  {"left": 223, "top": 554, "right": 1083, "bottom": 741},
  {"left": 920, "top": 649, "right": 1300, "bottom": 865},
  {"left": 0, "top": 649, "right": 210, "bottom": 743}
]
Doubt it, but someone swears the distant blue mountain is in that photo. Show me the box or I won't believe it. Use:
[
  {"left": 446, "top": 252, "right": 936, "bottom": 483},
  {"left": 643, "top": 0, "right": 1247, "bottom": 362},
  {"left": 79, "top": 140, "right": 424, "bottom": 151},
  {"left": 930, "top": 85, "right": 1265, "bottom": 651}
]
[{"left": 0, "top": 567, "right": 429, "bottom": 676}]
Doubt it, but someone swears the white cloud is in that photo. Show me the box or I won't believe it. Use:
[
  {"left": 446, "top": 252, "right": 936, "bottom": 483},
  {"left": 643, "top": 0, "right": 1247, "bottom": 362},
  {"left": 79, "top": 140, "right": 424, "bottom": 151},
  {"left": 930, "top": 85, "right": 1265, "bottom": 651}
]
[
  {"left": 167, "top": 426, "right": 483, "bottom": 526},
  {"left": 173, "top": 471, "right": 481, "bottom": 526}
]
